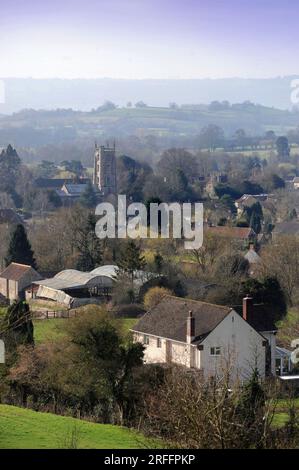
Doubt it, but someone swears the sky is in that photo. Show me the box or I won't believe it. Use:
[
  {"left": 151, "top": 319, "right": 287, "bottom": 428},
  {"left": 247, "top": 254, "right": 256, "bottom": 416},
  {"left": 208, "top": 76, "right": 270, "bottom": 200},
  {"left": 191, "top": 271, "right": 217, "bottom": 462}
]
[{"left": 0, "top": 0, "right": 298, "bottom": 79}]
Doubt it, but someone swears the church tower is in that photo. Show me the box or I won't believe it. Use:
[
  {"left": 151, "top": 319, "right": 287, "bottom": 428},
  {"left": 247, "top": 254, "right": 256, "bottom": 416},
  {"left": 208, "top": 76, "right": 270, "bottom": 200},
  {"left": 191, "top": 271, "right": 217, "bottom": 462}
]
[{"left": 93, "top": 142, "right": 117, "bottom": 196}]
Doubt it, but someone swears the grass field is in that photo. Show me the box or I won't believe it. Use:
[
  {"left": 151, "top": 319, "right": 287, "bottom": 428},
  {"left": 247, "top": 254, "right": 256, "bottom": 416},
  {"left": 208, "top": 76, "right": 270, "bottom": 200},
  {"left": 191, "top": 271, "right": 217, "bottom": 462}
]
[
  {"left": 33, "top": 319, "right": 68, "bottom": 344},
  {"left": 0, "top": 405, "right": 151, "bottom": 449},
  {"left": 33, "top": 317, "right": 138, "bottom": 344}
]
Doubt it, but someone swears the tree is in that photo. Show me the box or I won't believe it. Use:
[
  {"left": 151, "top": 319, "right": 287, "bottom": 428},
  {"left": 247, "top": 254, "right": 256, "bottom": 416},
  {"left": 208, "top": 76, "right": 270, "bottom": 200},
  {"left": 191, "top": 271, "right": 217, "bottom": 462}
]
[
  {"left": 135, "top": 101, "right": 147, "bottom": 108},
  {"left": 36, "top": 160, "right": 57, "bottom": 178},
  {"left": 5, "top": 224, "right": 37, "bottom": 269},
  {"left": 143, "top": 286, "right": 173, "bottom": 310},
  {"left": 276, "top": 136, "right": 290, "bottom": 162},
  {"left": 117, "top": 241, "right": 146, "bottom": 287},
  {"left": 244, "top": 202, "right": 263, "bottom": 234},
  {"left": 237, "top": 369, "right": 266, "bottom": 447},
  {"left": 117, "top": 155, "right": 152, "bottom": 201},
  {"left": 97, "top": 100, "right": 117, "bottom": 111},
  {"left": 157, "top": 148, "right": 198, "bottom": 184},
  {"left": 234, "top": 128, "right": 247, "bottom": 149},
  {"left": 79, "top": 180, "right": 97, "bottom": 208},
  {"left": 259, "top": 236, "right": 299, "bottom": 305},
  {"left": 60, "top": 160, "right": 84, "bottom": 176},
  {"left": 8, "top": 307, "right": 144, "bottom": 424},
  {"left": 0, "top": 145, "right": 22, "bottom": 203},
  {"left": 199, "top": 124, "right": 224, "bottom": 151},
  {"left": 75, "top": 213, "right": 102, "bottom": 271},
  {"left": 1, "top": 301, "right": 34, "bottom": 356},
  {"left": 153, "top": 252, "right": 164, "bottom": 273}
]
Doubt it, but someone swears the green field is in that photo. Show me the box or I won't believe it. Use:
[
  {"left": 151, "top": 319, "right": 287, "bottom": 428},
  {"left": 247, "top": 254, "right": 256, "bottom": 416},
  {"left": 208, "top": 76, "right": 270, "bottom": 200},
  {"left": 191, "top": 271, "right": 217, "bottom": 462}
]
[
  {"left": 33, "top": 319, "right": 68, "bottom": 344},
  {"left": 0, "top": 405, "right": 151, "bottom": 449},
  {"left": 33, "top": 317, "right": 137, "bottom": 344}
]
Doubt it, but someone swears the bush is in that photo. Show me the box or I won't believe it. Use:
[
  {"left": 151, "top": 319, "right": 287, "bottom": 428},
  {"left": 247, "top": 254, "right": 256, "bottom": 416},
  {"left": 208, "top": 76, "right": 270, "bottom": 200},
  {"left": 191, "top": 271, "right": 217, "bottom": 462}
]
[{"left": 143, "top": 287, "right": 173, "bottom": 310}]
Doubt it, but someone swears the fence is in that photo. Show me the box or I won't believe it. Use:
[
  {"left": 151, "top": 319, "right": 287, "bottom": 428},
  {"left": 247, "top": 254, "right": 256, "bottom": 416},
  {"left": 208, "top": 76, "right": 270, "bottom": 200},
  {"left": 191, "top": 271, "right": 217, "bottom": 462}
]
[{"left": 31, "top": 309, "right": 78, "bottom": 320}]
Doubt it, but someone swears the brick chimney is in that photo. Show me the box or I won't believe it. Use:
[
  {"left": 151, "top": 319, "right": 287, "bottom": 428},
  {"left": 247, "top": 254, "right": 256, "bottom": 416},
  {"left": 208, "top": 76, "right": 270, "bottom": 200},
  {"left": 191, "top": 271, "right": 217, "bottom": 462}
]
[
  {"left": 187, "top": 310, "right": 195, "bottom": 343},
  {"left": 243, "top": 295, "right": 254, "bottom": 323}
]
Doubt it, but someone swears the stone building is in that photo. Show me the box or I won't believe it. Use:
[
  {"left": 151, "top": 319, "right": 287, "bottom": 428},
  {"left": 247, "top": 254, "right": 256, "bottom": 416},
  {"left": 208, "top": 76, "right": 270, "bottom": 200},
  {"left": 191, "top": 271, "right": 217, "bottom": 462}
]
[
  {"left": 0, "top": 263, "right": 41, "bottom": 302},
  {"left": 93, "top": 143, "right": 117, "bottom": 196}
]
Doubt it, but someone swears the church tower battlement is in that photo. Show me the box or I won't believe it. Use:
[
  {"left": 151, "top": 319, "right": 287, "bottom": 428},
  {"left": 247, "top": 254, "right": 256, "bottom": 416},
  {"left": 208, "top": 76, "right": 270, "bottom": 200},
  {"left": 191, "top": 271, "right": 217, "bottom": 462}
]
[{"left": 93, "top": 142, "right": 117, "bottom": 196}]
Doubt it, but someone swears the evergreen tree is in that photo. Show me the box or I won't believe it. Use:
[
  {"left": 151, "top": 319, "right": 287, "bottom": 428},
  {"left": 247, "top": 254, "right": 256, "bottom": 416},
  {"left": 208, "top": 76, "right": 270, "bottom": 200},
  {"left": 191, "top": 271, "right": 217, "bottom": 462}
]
[
  {"left": 79, "top": 180, "right": 97, "bottom": 208},
  {"left": 1, "top": 301, "right": 34, "bottom": 356},
  {"left": 154, "top": 252, "right": 164, "bottom": 273},
  {"left": 5, "top": 224, "right": 37, "bottom": 269},
  {"left": 276, "top": 136, "right": 290, "bottom": 162},
  {"left": 117, "top": 240, "right": 146, "bottom": 285},
  {"left": 75, "top": 213, "right": 102, "bottom": 271}
]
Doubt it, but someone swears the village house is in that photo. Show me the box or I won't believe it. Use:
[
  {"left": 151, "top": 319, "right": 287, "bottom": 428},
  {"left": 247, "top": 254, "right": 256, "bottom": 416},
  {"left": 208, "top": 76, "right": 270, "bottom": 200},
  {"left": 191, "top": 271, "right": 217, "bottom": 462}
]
[
  {"left": 0, "top": 263, "right": 42, "bottom": 303},
  {"left": 0, "top": 209, "right": 23, "bottom": 228},
  {"left": 56, "top": 183, "right": 89, "bottom": 206},
  {"left": 234, "top": 194, "right": 271, "bottom": 216},
  {"left": 131, "top": 295, "right": 277, "bottom": 380},
  {"left": 272, "top": 220, "right": 299, "bottom": 241},
  {"left": 205, "top": 225, "right": 256, "bottom": 248}
]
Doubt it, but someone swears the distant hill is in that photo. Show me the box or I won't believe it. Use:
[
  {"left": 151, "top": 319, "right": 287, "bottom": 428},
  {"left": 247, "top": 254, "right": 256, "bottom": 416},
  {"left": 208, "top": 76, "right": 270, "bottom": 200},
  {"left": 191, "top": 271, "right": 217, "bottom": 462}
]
[
  {"left": 0, "top": 77, "right": 298, "bottom": 114},
  {"left": 0, "top": 103, "right": 299, "bottom": 152}
]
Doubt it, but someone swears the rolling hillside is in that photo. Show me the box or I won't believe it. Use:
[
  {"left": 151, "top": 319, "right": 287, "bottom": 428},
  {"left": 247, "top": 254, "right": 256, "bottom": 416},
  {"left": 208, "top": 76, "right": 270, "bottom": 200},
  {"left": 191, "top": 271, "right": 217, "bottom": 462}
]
[{"left": 0, "top": 405, "right": 151, "bottom": 449}]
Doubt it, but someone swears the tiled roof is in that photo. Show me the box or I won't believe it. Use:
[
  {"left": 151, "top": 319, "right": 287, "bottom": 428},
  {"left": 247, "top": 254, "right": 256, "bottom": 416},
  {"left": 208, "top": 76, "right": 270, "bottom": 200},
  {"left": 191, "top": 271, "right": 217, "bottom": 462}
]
[
  {"left": 206, "top": 226, "right": 255, "bottom": 239},
  {"left": 132, "top": 295, "right": 232, "bottom": 344},
  {"left": 0, "top": 263, "right": 37, "bottom": 281}
]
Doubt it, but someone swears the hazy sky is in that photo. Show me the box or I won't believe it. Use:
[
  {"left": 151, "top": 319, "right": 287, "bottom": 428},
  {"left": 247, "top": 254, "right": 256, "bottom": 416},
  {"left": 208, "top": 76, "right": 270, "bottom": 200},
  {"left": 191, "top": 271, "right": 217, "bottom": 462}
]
[{"left": 0, "top": 0, "right": 298, "bottom": 79}]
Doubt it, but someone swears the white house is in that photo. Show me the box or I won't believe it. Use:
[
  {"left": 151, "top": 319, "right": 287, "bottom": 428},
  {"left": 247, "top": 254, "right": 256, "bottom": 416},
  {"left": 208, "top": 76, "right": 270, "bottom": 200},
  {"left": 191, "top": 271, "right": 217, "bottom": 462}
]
[{"left": 131, "top": 295, "right": 277, "bottom": 380}]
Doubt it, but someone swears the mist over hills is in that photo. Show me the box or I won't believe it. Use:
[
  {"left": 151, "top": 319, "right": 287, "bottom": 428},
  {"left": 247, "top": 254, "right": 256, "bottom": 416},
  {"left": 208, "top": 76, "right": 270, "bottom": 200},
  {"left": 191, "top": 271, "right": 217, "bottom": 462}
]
[{"left": 0, "top": 76, "right": 298, "bottom": 114}]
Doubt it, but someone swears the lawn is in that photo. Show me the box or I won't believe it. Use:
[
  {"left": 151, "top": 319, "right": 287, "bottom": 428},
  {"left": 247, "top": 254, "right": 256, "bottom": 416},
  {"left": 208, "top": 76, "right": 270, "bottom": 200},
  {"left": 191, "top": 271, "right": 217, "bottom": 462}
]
[
  {"left": 33, "top": 317, "right": 138, "bottom": 344},
  {"left": 33, "top": 319, "right": 68, "bottom": 344},
  {"left": 0, "top": 405, "right": 151, "bottom": 449}
]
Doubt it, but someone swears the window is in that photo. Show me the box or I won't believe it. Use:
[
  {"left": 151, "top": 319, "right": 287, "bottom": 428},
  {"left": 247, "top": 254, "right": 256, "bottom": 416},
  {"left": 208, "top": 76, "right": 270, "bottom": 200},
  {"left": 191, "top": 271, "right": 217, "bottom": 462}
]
[
  {"left": 143, "top": 335, "right": 150, "bottom": 345},
  {"left": 210, "top": 346, "right": 221, "bottom": 356},
  {"left": 157, "top": 338, "right": 162, "bottom": 348}
]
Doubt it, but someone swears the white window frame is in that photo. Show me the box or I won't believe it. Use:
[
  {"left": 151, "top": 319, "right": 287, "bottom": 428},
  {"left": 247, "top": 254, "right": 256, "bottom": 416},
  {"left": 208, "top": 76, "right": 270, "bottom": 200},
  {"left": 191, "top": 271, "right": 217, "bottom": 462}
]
[
  {"left": 210, "top": 346, "right": 221, "bottom": 356},
  {"left": 143, "top": 335, "right": 150, "bottom": 345},
  {"left": 157, "top": 338, "right": 162, "bottom": 348}
]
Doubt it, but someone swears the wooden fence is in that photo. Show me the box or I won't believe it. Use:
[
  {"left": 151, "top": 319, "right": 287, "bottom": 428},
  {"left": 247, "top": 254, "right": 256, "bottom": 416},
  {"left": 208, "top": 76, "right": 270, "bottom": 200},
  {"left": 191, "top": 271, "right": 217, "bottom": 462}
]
[{"left": 31, "top": 309, "right": 78, "bottom": 320}]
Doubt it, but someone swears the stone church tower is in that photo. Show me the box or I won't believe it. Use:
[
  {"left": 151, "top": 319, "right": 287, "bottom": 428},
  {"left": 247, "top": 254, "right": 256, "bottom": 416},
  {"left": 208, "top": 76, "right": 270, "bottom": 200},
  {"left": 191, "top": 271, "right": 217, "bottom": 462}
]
[{"left": 93, "top": 143, "right": 117, "bottom": 196}]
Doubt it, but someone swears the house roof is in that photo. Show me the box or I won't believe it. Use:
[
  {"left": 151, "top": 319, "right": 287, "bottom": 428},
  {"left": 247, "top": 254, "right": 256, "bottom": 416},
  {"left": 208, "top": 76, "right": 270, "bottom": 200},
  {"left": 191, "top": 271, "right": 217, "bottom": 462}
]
[
  {"left": 34, "top": 178, "right": 89, "bottom": 189},
  {"left": 35, "top": 265, "right": 158, "bottom": 291},
  {"left": 132, "top": 295, "right": 232, "bottom": 344},
  {"left": 0, "top": 209, "right": 23, "bottom": 225},
  {"left": 206, "top": 225, "right": 256, "bottom": 240},
  {"left": 244, "top": 248, "right": 261, "bottom": 264},
  {"left": 273, "top": 220, "right": 299, "bottom": 235},
  {"left": 62, "top": 184, "right": 88, "bottom": 195},
  {"left": 0, "top": 263, "right": 38, "bottom": 281}
]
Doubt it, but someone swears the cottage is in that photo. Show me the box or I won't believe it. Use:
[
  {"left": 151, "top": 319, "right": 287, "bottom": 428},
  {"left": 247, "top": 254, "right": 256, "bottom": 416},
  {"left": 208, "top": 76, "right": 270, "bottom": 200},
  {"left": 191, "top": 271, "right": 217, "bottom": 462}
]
[
  {"left": 205, "top": 225, "right": 256, "bottom": 244},
  {"left": 131, "top": 295, "right": 277, "bottom": 380},
  {"left": 0, "top": 209, "right": 23, "bottom": 227},
  {"left": 0, "top": 263, "right": 41, "bottom": 302},
  {"left": 234, "top": 194, "right": 271, "bottom": 216}
]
